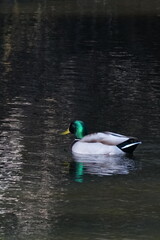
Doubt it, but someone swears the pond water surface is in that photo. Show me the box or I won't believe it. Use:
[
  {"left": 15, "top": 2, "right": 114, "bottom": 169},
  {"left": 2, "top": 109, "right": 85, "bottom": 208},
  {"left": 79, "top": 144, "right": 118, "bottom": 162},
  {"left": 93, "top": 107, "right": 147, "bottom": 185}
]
[{"left": 0, "top": 0, "right": 160, "bottom": 240}]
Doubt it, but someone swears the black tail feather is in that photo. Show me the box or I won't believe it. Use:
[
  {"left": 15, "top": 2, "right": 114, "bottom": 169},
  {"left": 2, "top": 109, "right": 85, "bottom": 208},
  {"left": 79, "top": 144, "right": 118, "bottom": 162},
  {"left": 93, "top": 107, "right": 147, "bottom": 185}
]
[{"left": 117, "top": 138, "right": 142, "bottom": 154}]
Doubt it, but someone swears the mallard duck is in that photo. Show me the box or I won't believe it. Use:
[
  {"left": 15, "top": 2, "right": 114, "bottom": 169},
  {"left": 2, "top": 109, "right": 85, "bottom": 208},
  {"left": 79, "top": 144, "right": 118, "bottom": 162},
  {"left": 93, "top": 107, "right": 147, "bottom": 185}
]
[{"left": 61, "top": 120, "right": 142, "bottom": 155}]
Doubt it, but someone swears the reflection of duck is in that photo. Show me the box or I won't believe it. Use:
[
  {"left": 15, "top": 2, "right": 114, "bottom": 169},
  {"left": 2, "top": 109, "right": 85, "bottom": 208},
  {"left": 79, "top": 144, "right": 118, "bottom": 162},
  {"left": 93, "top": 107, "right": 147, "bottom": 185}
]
[
  {"left": 61, "top": 120, "right": 141, "bottom": 155},
  {"left": 72, "top": 153, "right": 137, "bottom": 178}
]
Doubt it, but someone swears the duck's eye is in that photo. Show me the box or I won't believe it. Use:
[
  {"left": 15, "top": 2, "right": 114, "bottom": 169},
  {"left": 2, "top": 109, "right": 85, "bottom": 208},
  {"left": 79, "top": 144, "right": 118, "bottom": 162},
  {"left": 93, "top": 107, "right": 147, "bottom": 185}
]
[{"left": 69, "top": 122, "right": 75, "bottom": 134}]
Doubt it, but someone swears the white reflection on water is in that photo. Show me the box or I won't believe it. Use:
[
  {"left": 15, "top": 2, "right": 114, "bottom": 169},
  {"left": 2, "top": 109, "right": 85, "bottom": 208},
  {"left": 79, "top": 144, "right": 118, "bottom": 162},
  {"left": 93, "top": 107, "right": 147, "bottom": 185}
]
[
  {"left": 0, "top": 97, "right": 68, "bottom": 238},
  {"left": 0, "top": 99, "right": 24, "bottom": 239},
  {"left": 0, "top": 101, "right": 25, "bottom": 193},
  {"left": 72, "top": 153, "right": 138, "bottom": 182}
]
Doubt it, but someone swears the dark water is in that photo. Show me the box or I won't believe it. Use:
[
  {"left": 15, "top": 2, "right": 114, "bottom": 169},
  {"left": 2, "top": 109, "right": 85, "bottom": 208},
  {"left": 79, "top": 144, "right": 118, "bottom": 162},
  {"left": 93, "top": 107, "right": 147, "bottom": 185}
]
[{"left": 0, "top": 0, "right": 160, "bottom": 239}]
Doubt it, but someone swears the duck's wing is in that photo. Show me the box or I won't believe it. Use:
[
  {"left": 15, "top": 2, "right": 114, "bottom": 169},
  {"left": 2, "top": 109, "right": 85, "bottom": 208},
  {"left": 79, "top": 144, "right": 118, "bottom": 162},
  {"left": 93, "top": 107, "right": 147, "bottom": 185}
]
[
  {"left": 81, "top": 132, "right": 141, "bottom": 154},
  {"left": 80, "top": 132, "right": 129, "bottom": 146}
]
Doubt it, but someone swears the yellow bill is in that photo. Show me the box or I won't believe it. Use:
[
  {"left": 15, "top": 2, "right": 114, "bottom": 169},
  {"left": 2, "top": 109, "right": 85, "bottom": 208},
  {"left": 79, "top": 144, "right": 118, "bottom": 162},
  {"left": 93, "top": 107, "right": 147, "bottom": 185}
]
[{"left": 60, "top": 128, "right": 70, "bottom": 135}]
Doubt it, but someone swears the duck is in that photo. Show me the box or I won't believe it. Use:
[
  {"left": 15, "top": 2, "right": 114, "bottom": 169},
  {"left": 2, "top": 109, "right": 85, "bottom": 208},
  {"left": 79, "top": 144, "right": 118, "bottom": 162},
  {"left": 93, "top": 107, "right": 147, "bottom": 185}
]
[{"left": 61, "top": 120, "right": 142, "bottom": 155}]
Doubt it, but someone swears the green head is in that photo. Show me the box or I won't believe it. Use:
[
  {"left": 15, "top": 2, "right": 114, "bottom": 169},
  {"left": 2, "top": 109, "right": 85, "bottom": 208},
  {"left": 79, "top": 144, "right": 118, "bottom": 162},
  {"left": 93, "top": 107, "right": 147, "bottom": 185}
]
[{"left": 61, "top": 120, "right": 88, "bottom": 139}]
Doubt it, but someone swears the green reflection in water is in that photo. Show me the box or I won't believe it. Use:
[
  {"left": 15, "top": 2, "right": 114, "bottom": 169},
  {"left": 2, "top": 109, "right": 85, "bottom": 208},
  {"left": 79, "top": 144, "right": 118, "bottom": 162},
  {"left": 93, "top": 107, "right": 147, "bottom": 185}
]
[{"left": 75, "top": 162, "right": 84, "bottom": 183}]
